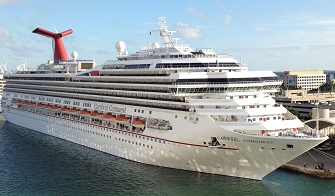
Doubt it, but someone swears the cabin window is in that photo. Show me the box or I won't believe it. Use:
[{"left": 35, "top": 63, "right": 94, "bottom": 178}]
[
  {"left": 134, "top": 109, "right": 137, "bottom": 112},
  {"left": 149, "top": 111, "right": 152, "bottom": 114},
  {"left": 175, "top": 115, "right": 178, "bottom": 118}
]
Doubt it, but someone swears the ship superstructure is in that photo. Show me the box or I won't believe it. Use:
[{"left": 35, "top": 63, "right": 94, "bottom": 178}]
[{"left": 1, "top": 17, "right": 328, "bottom": 180}]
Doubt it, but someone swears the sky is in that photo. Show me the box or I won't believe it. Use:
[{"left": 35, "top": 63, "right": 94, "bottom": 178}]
[{"left": 1, "top": 0, "right": 335, "bottom": 72}]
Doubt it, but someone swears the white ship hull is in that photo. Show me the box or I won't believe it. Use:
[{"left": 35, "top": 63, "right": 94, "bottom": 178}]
[
  {"left": 1, "top": 17, "right": 328, "bottom": 180},
  {"left": 3, "top": 106, "right": 325, "bottom": 180}
]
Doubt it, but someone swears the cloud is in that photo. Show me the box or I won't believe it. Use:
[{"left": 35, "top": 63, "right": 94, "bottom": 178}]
[
  {"left": 219, "top": 14, "right": 232, "bottom": 26},
  {"left": 0, "top": 27, "right": 13, "bottom": 46},
  {"left": 303, "top": 18, "right": 335, "bottom": 26},
  {"left": 280, "top": 14, "right": 335, "bottom": 27},
  {"left": 268, "top": 52, "right": 283, "bottom": 57},
  {"left": 256, "top": 26, "right": 266, "bottom": 33},
  {"left": 175, "top": 22, "right": 202, "bottom": 39},
  {"left": 0, "top": 0, "right": 24, "bottom": 7},
  {"left": 300, "top": 46, "right": 308, "bottom": 50}
]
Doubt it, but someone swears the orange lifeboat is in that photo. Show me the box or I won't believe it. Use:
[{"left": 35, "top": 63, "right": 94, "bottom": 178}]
[
  {"left": 115, "top": 115, "right": 129, "bottom": 123},
  {"left": 80, "top": 110, "right": 91, "bottom": 115},
  {"left": 61, "top": 107, "right": 70, "bottom": 112},
  {"left": 90, "top": 111, "right": 101, "bottom": 118},
  {"left": 132, "top": 119, "right": 145, "bottom": 128},
  {"left": 27, "top": 101, "right": 35, "bottom": 106},
  {"left": 69, "top": 108, "right": 79, "bottom": 113},
  {"left": 16, "top": 100, "right": 22, "bottom": 104},
  {"left": 37, "top": 103, "right": 45, "bottom": 108},
  {"left": 103, "top": 114, "right": 116, "bottom": 121},
  {"left": 45, "top": 104, "right": 53, "bottom": 109},
  {"left": 133, "top": 119, "right": 145, "bottom": 125},
  {"left": 51, "top": 105, "right": 60, "bottom": 110}
]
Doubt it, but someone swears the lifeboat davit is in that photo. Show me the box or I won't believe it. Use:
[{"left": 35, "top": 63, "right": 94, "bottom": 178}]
[{"left": 103, "top": 114, "right": 116, "bottom": 121}]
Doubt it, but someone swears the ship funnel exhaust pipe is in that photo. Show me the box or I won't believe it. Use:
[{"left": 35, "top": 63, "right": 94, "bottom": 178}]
[{"left": 32, "top": 28, "right": 73, "bottom": 61}]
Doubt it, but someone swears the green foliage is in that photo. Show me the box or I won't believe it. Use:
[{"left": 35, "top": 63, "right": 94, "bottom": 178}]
[
  {"left": 309, "top": 82, "right": 335, "bottom": 93},
  {"left": 288, "top": 109, "right": 301, "bottom": 118}
]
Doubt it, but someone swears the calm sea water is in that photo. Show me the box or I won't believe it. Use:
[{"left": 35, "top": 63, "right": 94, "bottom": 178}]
[{"left": 0, "top": 115, "right": 334, "bottom": 196}]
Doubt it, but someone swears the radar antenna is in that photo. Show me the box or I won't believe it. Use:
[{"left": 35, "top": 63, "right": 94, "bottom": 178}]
[
  {"left": 32, "top": 28, "right": 73, "bottom": 61},
  {"left": 150, "top": 16, "right": 179, "bottom": 47}
]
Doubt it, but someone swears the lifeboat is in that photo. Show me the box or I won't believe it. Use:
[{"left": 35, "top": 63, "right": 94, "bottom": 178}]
[
  {"left": 69, "top": 108, "right": 79, "bottom": 113},
  {"left": 132, "top": 119, "right": 145, "bottom": 128},
  {"left": 90, "top": 111, "right": 101, "bottom": 118},
  {"left": 16, "top": 99, "right": 22, "bottom": 104},
  {"left": 37, "top": 103, "right": 45, "bottom": 108},
  {"left": 60, "top": 107, "right": 70, "bottom": 112},
  {"left": 80, "top": 110, "right": 91, "bottom": 116},
  {"left": 115, "top": 115, "right": 129, "bottom": 124},
  {"left": 51, "top": 105, "right": 60, "bottom": 110},
  {"left": 103, "top": 113, "right": 116, "bottom": 121},
  {"left": 45, "top": 104, "right": 53, "bottom": 109},
  {"left": 27, "top": 101, "right": 35, "bottom": 106}
]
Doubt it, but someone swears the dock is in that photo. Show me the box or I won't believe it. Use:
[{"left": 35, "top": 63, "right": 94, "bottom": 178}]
[{"left": 280, "top": 142, "right": 335, "bottom": 178}]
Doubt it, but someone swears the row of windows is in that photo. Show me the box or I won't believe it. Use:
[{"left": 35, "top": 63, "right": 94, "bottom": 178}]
[
  {"left": 26, "top": 110, "right": 170, "bottom": 148},
  {"left": 155, "top": 62, "right": 239, "bottom": 68}
]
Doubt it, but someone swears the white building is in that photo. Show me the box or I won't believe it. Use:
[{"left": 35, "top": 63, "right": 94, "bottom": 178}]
[{"left": 283, "top": 70, "right": 326, "bottom": 91}]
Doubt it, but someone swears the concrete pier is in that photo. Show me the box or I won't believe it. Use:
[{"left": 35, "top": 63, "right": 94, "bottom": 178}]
[{"left": 280, "top": 143, "right": 335, "bottom": 178}]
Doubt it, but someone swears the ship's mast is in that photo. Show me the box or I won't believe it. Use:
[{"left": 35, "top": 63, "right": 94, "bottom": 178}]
[
  {"left": 150, "top": 16, "right": 179, "bottom": 47},
  {"left": 0, "top": 57, "right": 7, "bottom": 74}
]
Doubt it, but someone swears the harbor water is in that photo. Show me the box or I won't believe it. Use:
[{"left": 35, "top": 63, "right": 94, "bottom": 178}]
[{"left": 0, "top": 115, "right": 334, "bottom": 195}]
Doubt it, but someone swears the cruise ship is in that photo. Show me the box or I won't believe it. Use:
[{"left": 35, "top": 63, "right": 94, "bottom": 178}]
[{"left": 1, "top": 17, "right": 328, "bottom": 180}]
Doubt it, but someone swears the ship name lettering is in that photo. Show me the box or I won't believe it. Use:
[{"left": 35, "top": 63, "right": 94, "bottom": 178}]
[
  {"left": 108, "top": 105, "right": 126, "bottom": 113},
  {"left": 94, "top": 104, "right": 108, "bottom": 111},
  {"left": 94, "top": 104, "right": 126, "bottom": 113},
  {"left": 217, "top": 136, "right": 239, "bottom": 142},
  {"left": 243, "top": 139, "right": 273, "bottom": 144}
]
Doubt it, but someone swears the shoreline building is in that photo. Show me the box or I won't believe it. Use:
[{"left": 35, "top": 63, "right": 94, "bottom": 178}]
[{"left": 283, "top": 70, "right": 326, "bottom": 91}]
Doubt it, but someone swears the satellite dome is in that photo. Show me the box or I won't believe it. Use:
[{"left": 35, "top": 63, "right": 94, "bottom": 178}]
[
  {"left": 115, "top": 41, "right": 126, "bottom": 53},
  {"left": 152, "top": 42, "right": 160, "bottom": 49},
  {"left": 71, "top": 51, "right": 78, "bottom": 60}
]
